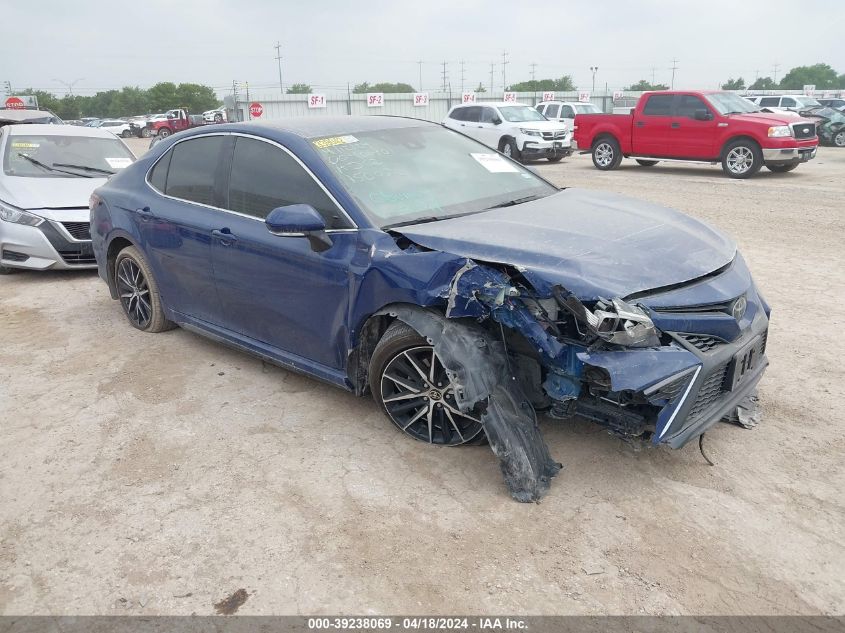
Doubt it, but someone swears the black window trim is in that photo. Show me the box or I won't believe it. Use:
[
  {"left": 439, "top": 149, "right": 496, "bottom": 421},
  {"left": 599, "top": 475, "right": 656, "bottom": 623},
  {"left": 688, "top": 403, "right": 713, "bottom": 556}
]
[{"left": 144, "top": 132, "right": 358, "bottom": 231}]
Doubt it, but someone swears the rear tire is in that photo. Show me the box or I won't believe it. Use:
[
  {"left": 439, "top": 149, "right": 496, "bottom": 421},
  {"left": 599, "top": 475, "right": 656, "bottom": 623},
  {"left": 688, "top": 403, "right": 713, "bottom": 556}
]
[
  {"left": 592, "top": 136, "right": 622, "bottom": 170},
  {"left": 157, "top": 127, "right": 172, "bottom": 138},
  {"left": 141, "top": 127, "right": 152, "bottom": 138},
  {"left": 369, "top": 321, "right": 486, "bottom": 446},
  {"left": 214, "top": 113, "right": 223, "bottom": 123},
  {"left": 636, "top": 159, "right": 659, "bottom": 167},
  {"left": 834, "top": 130, "right": 845, "bottom": 148},
  {"left": 121, "top": 130, "right": 132, "bottom": 138},
  {"left": 766, "top": 162, "right": 799, "bottom": 173},
  {"left": 114, "top": 246, "right": 175, "bottom": 333},
  {"left": 721, "top": 139, "right": 763, "bottom": 179},
  {"left": 547, "top": 156, "right": 563, "bottom": 163},
  {"left": 500, "top": 138, "right": 521, "bottom": 162}
]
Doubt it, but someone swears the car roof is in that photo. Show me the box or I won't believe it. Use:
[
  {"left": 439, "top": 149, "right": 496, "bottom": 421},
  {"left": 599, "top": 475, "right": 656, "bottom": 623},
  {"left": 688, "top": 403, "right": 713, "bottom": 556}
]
[
  {"left": 6, "top": 123, "right": 123, "bottom": 139},
  {"left": 537, "top": 101, "right": 597, "bottom": 106},
  {"left": 228, "top": 115, "right": 437, "bottom": 139},
  {"left": 0, "top": 109, "right": 59, "bottom": 123},
  {"left": 452, "top": 102, "right": 529, "bottom": 108}
]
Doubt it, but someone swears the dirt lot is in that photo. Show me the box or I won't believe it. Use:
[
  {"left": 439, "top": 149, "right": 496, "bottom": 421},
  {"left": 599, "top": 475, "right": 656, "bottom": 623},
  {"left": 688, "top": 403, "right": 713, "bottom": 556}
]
[{"left": 1, "top": 139, "right": 843, "bottom": 616}]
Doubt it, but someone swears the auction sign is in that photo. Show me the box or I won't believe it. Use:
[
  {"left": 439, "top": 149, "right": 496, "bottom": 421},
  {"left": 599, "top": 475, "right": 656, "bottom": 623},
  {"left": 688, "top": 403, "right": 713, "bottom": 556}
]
[
  {"left": 503, "top": 92, "right": 517, "bottom": 103},
  {"left": 413, "top": 93, "right": 429, "bottom": 106},
  {"left": 461, "top": 92, "right": 476, "bottom": 104},
  {"left": 541, "top": 91, "right": 555, "bottom": 102},
  {"left": 578, "top": 91, "right": 591, "bottom": 103},
  {"left": 367, "top": 93, "right": 384, "bottom": 107},
  {"left": 308, "top": 94, "right": 327, "bottom": 109}
]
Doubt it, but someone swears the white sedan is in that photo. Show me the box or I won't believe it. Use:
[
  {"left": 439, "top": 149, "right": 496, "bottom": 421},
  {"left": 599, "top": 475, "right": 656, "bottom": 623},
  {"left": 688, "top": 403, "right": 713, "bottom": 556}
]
[{"left": 0, "top": 123, "right": 135, "bottom": 273}]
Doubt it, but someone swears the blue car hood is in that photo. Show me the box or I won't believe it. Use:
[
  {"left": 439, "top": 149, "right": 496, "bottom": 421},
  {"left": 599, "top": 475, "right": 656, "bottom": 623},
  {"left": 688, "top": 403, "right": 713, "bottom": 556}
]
[{"left": 395, "top": 188, "right": 736, "bottom": 300}]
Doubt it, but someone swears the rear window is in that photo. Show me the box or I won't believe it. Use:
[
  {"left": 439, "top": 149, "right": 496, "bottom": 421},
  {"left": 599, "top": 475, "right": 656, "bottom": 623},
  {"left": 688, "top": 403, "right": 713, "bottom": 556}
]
[
  {"left": 164, "top": 136, "right": 225, "bottom": 206},
  {"left": 642, "top": 95, "right": 673, "bottom": 116}
]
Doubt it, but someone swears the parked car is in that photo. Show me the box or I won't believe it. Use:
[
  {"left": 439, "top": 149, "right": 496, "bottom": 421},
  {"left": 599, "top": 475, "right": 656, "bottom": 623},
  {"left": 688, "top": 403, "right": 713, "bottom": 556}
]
[
  {"left": 442, "top": 102, "right": 570, "bottom": 162},
  {"left": 132, "top": 113, "right": 167, "bottom": 138},
  {"left": 536, "top": 100, "right": 602, "bottom": 132},
  {"left": 144, "top": 108, "right": 204, "bottom": 138},
  {"left": 0, "top": 123, "right": 135, "bottom": 273},
  {"left": 574, "top": 91, "right": 818, "bottom": 178},
  {"left": 203, "top": 107, "right": 227, "bottom": 124},
  {"left": 90, "top": 117, "right": 770, "bottom": 501},
  {"left": 799, "top": 106, "right": 845, "bottom": 147},
  {"left": 745, "top": 94, "right": 822, "bottom": 112},
  {"left": 817, "top": 98, "right": 845, "bottom": 110},
  {"left": 94, "top": 119, "right": 135, "bottom": 138}
]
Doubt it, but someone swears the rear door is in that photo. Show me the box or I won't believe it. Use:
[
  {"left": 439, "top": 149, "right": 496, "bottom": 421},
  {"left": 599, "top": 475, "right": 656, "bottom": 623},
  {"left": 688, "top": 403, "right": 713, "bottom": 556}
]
[
  {"left": 543, "top": 103, "right": 561, "bottom": 122},
  {"left": 140, "top": 135, "right": 227, "bottom": 323},
  {"left": 209, "top": 135, "right": 357, "bottom": 369},
  {"left": 632, "top": 94, "right": 674, "bottom": 156},
  {"left": 560, "top": 104, "right": 576, "bottom": 131},
  {"left": 667, "top": 94, "right": 718, "bottom": 159},
  {"left": 454, "top": 106, "right": 485, "bottom": 144}
]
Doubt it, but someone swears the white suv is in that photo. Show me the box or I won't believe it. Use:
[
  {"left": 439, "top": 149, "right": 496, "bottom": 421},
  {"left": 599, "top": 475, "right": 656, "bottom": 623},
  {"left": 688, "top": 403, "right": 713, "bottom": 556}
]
[
  {"left": 536, "top": 101, "right": 602, "bottom": 133},
  {"left": 745, "top": 94, "right": 822, "bottom": 112},
  {"left": 442, "top": 102, "right": 571, "bottom": 162}
]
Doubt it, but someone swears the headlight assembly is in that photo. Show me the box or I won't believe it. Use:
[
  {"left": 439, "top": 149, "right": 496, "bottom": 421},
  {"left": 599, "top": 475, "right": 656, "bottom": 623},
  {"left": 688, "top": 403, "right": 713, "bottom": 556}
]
[
  {"left": 767, "top": 126, "right": 793, "bottom": 138},
  {"left": 519, "top": 128, "right": 542, "bottom": 137},
  {"left": 0, "top": 200, "right": 43, "bottom": 227}
]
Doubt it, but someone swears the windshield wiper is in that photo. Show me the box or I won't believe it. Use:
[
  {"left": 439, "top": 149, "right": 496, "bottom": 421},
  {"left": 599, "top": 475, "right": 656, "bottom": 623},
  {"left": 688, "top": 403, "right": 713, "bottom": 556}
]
[
  {"left": 52, "top": 162, "right": 115, "bottom": 175},
  {"left": 487, "top": 194, "right": 544, "bottom": 209},
  {"left": 16, "top": 153, "right": 94, "bottom": 178},
  {"left": 382, "top": 216, "right": 443, "bottom": 230}
]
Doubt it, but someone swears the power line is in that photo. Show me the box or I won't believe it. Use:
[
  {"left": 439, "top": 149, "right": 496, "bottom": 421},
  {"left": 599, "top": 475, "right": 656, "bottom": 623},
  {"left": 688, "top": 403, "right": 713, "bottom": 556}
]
[
  {"left": 773, "top": 63, "right": 780, "bottom": 83},
  {"left": 530, "top": 63, "right": 537, "bottom": 82},
  {"left": 417, "top": 60, "right": 423, "bottom": 91},
  {"left": 52, "top": 78, "right": 84, "bottom": 96},
  {"left": 490, "top": 62, "right": 495, "bottom": 94},
  {"left": 501, "top": 51, "right": 509, "bottom": 90},
  {"left": 460, "top": 60, "right": 466, "bottom": 92},
  {"left": 670, "top": 58, "right": 679, "bottom": 89},
  {"left": 441, "top": 61, "right": 448, "bottom": 93},
  {"left": 274, "top": 41, "right": 283, "bottom": 95}
]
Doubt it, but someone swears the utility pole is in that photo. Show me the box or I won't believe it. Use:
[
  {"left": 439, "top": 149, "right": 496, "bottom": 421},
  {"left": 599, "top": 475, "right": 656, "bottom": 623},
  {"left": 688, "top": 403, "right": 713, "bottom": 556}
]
[
  {"left": 52, "top": 78, "right": 84, "bottom": 96},
  {"left": 773, "top": 63, "right": 780, "bottom": 84},
  {"left": 232, "top": 80, "right": 240, "bottom": 121},
  {"left": 274, "top": 41, "right": 283, "bottom": 95},
  {"left": 651, "top": 67, "right": 656, "bottom": 85},
  {"left": 245, "top": 82, "right": 251, "bottom": 119},
  {"left": 417, "top": 60, "right": 423, "bottom": 91},
  {"left": 490, "top": 62, "right": 495, "bottom": 94},
  {"left": 501, "top": 51, "right": 509, "bottom": 91},
  {"left": 460, "top": 60, "right": 466, "bottom": 92},
  {"left": 3, "top": 80, "right": 12, "bottom": 96},
  {"left": 670, "top": 58, "right": 679, "bottom": 89},
  {"left": 529, "top": 63, "right": 537, "bottom": 82},
  {"left": 441, "top": 61, "right": 448, "bottom": 93},
  {"left": 590, "top": 66, "right": 599, "bottom": 93}
]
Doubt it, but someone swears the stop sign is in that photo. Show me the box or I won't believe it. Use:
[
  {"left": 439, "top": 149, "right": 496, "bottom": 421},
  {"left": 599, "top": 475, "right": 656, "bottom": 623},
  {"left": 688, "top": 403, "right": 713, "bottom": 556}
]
[
  {"left": 249, "top": 102, "right": 263, "bottom": 118},
  {"left": 4, "top": 97, "right": 25, "bottom": 110}
]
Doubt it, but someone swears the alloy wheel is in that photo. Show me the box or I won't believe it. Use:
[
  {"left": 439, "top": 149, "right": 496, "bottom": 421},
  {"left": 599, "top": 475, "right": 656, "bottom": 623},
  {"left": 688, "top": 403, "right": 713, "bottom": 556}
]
[
  {"left": 503, "top": 143, "right": 513, "bottom": 157},
  {"left": 380, "top": 345, "right": 483, "bottom": 445},
  {"left": 116, "top": 258, "right": 152, "bottom": 328},
  {"left": 726, "top": 146, "right": 754, "bottom": 174},
  {"left": 595, "top": 142, "right": 614, "bottom": 167},
  {"left": 835, "top": 131, "right": 845, "bottom": 148}
]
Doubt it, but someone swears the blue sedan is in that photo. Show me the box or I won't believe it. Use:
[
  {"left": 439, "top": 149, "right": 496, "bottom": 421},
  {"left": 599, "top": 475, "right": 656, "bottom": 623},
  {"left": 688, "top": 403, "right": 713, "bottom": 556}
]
[{"left": 91, "top": 116, "right": 770, "bottom": 502}]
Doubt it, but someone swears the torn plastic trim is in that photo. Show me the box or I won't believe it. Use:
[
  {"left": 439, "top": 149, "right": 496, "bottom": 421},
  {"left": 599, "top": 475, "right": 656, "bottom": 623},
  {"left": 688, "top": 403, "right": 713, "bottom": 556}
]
[{"left": 375, "top": 304, "right": 561, "bottom": 503}]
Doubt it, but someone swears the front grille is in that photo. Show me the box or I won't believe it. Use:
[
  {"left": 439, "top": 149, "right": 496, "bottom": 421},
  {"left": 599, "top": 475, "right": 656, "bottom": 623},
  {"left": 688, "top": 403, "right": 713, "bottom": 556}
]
[
  {"left": 792, "top": 123, "right": 816, "bottom": 139},
  {"left": 542, "top": 131, "right": 567, "bottom": 140},
  {"left": 686, "top": 363, "right": 729, "bottom": 421},
  {"left": 653, "top": 301, "right": 732, "bottom": 314},
  {"left": 651, "top": 376, "right": 688, "bottom": 402},
  {"left": 58, "top": 250, "right": 96, "bottom": 265},
  {"left": 1, "top": 249, "right": 29, "bottom": 262},
  {"left": 678, "top": 333, "right": 727, "bottom": 353},
  {"left": 61, "top": 222, "right": 91, "bottom": 240},
  {"left": 760, "top": 330, "right": 768, "bottom": 356}
]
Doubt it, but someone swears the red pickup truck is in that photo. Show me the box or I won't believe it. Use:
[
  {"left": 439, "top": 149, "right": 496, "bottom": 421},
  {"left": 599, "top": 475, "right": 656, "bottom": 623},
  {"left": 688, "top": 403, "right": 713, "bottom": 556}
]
[
  {"left": 573, "top": 90, "right": 818, "bottom": 178},
  {"left": 145, "top": 108, "right": 204, "bottom": 138}
]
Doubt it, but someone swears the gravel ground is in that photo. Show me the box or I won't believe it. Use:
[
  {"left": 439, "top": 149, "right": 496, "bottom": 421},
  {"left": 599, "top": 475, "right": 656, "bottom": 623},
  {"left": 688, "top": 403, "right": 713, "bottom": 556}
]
[{"left": 1, "top": 138, "right": 843, "bottom": 616}]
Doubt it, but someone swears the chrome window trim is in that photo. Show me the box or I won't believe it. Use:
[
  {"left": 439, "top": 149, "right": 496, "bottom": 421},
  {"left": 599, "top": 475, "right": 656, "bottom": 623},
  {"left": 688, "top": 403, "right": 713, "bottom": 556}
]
[{"left": 143, "top": 131, "right": 359, "bottom": 231}]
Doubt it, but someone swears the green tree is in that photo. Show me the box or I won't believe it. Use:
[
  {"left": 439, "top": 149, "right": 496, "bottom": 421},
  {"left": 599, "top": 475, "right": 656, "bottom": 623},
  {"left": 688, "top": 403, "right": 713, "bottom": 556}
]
[
  {"left": 353, "top": 82, "right": 414, "bottom": 93},
  {"left": 508, "top": 76, "right": 575, "bottom": 92},
  {"left": 721, "top": 77, "right": 746, "bottom": 90},
  {"left": 779, "top": 63, "right": 839, "bottom": 90},
  {"left": 839, "top": 74, "right": 845, "bottom": 88},
  {"left": 286, "top": 83, "right": 312, "bottom": 94},
  {"left": 475, "top": 82, "right": 486, "bottom": 93},
  {"left": 146, "top": 82, "right": 179, "bottom": 112},
  {"left": 352, "top": 82, "right": 371, "bottom": 94},
  {"left": 175, "top": 83, "right": 218, "bottom": 113},
  {"left": 749, "top": 76, "right": 777, "bottom": 90},
  {"left": 624, "top": 79, "right": 669, "bottom": 91}
]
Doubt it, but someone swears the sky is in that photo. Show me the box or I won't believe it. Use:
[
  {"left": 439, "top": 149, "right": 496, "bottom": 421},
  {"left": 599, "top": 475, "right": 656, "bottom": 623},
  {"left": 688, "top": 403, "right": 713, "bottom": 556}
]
[{"left": 1, "top": 0, "right": 843, "bottom": 100}]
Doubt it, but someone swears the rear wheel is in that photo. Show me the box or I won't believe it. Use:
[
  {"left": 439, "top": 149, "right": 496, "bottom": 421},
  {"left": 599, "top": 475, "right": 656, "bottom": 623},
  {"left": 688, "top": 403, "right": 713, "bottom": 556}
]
[
  {"left": 834, "top": 130, "right": 845, "bottom": 148},
  {"left": 214, "top": 113, "right": 223, "bottom": 123},
  {"left": 766, "top": 162, "right": 799, "bottom": 173},
  {"left": 592, "top": 137, "right": 622, "bottom": 170},
  {"left": 370, "top": 322, "right": 485, "bottom": 446},
  {"left": 141, "top": 127, "right": 152, "bottom": 138},
  {"left": 114, "top": 246, "right": 175, "bottom": 333},
  {"left": 636, "top": 159, "right": 659, "bottom": 167},
  {"left": 121, "top": 129, "right": 132, "bottom": 138},
  {"left": 500, "top": 138, "right": 521, "bottom": 162},
  {"left": 547, "top": 156, "right": 563, "bottom": 163},
  {"left": 722, "top": 139, "right": 763, "bottom": 179},
  {"left": 157, "top": 127, "right": 172, "bottom": 138}
]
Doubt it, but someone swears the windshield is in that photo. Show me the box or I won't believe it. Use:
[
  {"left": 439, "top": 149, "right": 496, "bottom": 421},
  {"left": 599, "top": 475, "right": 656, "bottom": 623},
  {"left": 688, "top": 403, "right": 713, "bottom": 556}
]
[
  {"left": 574, "top": 104, "right": 601, "bottom": 114},
  {"left": 498, "top": 106, "right": 546, "bottom": 122},
  {"left": 312, "top": 126, "right": 557, "bottom": 227},
  {"left": 4, "top": 134, "right": 135, "bottom": 178},
  {"left": 796, "top": 96, "right": 822, "bottom": 108},
  {"left": 706, "top": 92, "right": 761, "bottom": 115}
]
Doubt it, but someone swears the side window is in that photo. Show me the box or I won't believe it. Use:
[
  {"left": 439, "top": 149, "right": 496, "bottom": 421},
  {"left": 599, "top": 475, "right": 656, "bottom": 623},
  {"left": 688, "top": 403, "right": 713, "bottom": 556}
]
[
  {"left": 545, "top": 104, "right": 560, "bottom": 118},
  {"left": 780, "top": 97, "right": 796, "bottom": 107},
  {"left": 480, "top": 107, "right": 498, "bottom": 123},
  {"left": 164, "top": 136, "right": 225, "bottom": 206},
  {"left": 227, "top": 137, "right": 350, "bottom": 229},
  {"left": 642, "top": 95, "right": 673, "bottom": 116},
  {"left": 561, "top": 105, "right": 575, "bottom": 118},
  {"left": 148, "top": 149, "right": 172, "bottom": 193},
  {"left": 759, "top": 97, "right": 779, "bottom": 107},
  {"left": 462, "top": 106, "right": 482, "bottom": 123},
  {"left": 535, "top": 105, "right": 545, "bottom": 113},
  {"left": 676, "top": 95, "right": 709, "bottom": 118},
  {"left": 449, "top": 108, "right": 466, "bottom": 121}
]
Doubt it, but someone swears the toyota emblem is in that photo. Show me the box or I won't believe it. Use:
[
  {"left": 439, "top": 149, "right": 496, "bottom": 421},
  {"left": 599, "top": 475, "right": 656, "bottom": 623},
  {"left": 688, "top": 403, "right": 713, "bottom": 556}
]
[{"left": 731, "top": 295, "right": 747, "bottom": 321}]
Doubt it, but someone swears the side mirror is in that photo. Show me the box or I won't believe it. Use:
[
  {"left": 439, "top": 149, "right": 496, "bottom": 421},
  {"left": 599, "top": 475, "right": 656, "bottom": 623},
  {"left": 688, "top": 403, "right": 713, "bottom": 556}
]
[
  {"left": 694, "top": 109, "right": 713, "bottom": 121},
  {"left": 491, "top": 117, "right": 502, "bottom": 125},
  {"left": 265, "top": 204, "right": 332, "bottom": 252}
]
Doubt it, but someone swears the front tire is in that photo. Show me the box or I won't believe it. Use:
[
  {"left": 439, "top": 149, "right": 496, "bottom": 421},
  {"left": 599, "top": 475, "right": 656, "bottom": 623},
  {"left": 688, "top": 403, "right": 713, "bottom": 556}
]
[
  {"left": 157, "top": 127, "right": 172, "bottom": 138},
  {"left": 500, "top": 138, "right": 521, "bottom": 162},
  {"left": 834, "top": 130, "right": 845, "bottom": 148},
  {"left": 141, "top": 127, "right": 152, "bottom": 138},
  {"left": 114, "top": 246, "right": 175, "bottom": 333},
  {"left": 766, "top": 162, "right": 799, "bottom": 173},
  {"left": 722, "top": 139, "right": 763, "bottom": 179},
  {"left": 636, "top": 159, "right": 659, "bottom": 167},
  {"left": 369, "top": 321, "right": 485, "bottom": 446},
  {"left": 214, "top": 113, "right": 223, "bottom": 123},
  {"left": 547, "top": 156, "right": 563, "bottom": 163},
  {"left": 121, "top": 129, "right": 132, "bottom": 138},
  {"left": 592, "top": 136, "right": 622, "bottom": 170}
]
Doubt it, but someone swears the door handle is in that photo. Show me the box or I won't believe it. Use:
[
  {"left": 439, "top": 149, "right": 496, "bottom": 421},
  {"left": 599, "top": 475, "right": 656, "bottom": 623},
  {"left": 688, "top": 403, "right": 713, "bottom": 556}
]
[
  {"left": 671, "top": 122, "right": 681, "bottom": 128},
  {"left": 211, "top": 229, "right": 238, "bottom": 245},
  {"left": 635, "top": 121, "right": 645, "bottom": 127}
]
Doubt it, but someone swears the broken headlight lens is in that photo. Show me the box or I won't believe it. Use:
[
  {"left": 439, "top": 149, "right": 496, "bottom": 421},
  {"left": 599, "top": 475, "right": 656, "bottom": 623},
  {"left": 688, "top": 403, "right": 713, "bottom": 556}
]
[{"left": 0, "top": 201, "right": 43, "bottom": 227}]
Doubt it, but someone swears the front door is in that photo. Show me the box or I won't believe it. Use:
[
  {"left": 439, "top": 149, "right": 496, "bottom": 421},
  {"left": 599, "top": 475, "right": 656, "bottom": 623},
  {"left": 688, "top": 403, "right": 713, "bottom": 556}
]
[
  {"left": 632, "top": 93, "right": 674, "bottom": 156},
  {"left": 668, "top": 94, "right": 718, "bottom": 159},
  {"left": 210, "top": 135, "right": 357, "bottom": 370}
]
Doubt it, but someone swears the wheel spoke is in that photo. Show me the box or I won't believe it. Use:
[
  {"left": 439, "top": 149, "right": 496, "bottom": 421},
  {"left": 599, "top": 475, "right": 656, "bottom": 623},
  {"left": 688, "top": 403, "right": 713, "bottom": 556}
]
[
  {"left": 383, "top": 372, "right": 419, "bottom": 393},
  {"left": 402, "top": 351, "right": 429, "bottom": 383},
  {"left": 443, "top": 400, "right": 481, "bottom": 424},
  {"left": 402, "top": 405, "right": 428, "bottom": 431},
  {"left": 383, "top": 391, "right": 425, "bottom": 404},
  {"left": 443, "top": 408, "right": 465, "bottom": 443},
  {"left": 426, "top": 406, "right": 434, "bottom": 443}
]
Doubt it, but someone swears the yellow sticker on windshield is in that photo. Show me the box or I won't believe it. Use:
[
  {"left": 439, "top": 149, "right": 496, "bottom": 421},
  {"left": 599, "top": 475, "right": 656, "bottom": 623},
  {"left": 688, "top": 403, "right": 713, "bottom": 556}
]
[
  {"left": 312, "top": 135, "right": 358, "bottom": 149},
  {"left": 11, "top": 142, "right": 40, "bottom": 149}
]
